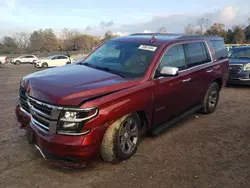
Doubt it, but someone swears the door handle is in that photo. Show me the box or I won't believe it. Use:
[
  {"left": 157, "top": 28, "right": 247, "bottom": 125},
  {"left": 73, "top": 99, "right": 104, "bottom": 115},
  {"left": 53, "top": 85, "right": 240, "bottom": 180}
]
[
  {"left": 207, "top": 69, "right": 213, "bottom": 73},
  {"left": 182, "top": 78, "right": 191, "bottom": 82}
]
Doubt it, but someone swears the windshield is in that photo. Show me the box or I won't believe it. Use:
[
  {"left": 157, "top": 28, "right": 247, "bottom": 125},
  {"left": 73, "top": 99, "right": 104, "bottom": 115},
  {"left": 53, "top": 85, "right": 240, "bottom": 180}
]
[
  {"left": 229, "top": 48, "right": 250, "bottom": 59},
  {"left": 81, "top": 41, "right": 158, "bottom": 78}
]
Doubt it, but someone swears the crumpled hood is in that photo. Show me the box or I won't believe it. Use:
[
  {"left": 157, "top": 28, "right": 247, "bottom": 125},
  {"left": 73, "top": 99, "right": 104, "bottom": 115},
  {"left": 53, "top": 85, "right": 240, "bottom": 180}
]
[{"left": 21, "top": 64, "right": 137, "bottom": 106}]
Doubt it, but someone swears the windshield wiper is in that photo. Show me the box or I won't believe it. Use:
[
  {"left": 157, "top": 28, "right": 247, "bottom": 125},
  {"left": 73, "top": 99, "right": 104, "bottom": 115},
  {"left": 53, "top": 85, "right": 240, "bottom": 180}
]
[
  {"left": 96, "top": 66, "right": 126, "bottom": 78},
  {"left": 81, "top": 63, "right": 126, "bottom": 78}
]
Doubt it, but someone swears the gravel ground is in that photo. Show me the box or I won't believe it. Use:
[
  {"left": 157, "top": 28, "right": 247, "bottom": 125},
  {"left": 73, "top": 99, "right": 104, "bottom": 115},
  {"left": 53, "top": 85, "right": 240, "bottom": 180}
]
[{"left": 0, "top": 64, "right": 249, "bottom": 188}]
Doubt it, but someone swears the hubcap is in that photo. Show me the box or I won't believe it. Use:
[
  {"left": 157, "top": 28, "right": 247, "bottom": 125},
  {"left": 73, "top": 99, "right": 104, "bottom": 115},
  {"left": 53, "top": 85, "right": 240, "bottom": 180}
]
[
  {"left": 119, "top": 118, "right": 139, "bottom": 154},
  {"left": 208, "top": 89, "right": 218, "bottom": 108}
]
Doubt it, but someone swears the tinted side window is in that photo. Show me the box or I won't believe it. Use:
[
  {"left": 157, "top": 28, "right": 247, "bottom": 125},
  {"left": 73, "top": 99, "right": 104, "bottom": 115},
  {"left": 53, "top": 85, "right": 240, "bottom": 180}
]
[
  {"left": 52, "top": 56, "right": 59, "bottom": 60},
  {"left": 184, "top": 42, "right": 207, "bottom": 68},
  {"left": 59, "top": 56, "right": 68, "bottom": 59},
  {"left": 158, "top": 44, "right": 186, "bottom": 71},
  {"left": 202, "top": 42, "right": 212, "bottom": 63},
  {"left": 210, "top": 40, "right": 227, "bottom": 60},
  {"left": 27, "top": 56, "right": 34, "bottom": 58}
]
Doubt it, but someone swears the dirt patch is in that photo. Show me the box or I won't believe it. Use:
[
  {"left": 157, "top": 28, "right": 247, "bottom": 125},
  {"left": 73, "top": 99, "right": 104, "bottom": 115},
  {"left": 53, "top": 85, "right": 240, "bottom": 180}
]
[{"left": 0, "top": 64, "right": 249, "bottom": 188}]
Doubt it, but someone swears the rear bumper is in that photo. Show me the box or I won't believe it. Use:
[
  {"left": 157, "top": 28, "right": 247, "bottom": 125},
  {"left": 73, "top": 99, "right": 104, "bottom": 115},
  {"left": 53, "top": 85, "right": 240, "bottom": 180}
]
[{"left": 15, "top": 105, "right": 106, "bottom": 167}]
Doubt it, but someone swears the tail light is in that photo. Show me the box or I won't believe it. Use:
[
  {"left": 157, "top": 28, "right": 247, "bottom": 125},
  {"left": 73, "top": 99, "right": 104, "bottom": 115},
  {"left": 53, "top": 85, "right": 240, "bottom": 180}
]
[{"left": 5, "top": 57, "right": 8, "bottom": 63}]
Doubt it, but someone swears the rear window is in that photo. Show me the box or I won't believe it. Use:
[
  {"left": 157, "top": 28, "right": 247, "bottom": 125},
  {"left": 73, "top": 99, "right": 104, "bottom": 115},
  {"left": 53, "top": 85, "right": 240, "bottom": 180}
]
[{"left": 210, "top": 40, "right": 228, "bottom": 60}]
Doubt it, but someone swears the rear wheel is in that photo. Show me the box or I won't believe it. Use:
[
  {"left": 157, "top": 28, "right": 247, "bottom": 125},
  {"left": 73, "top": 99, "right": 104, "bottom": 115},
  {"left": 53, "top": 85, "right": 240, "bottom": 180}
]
[
  {"left": 101, "top": 113, "right": 140, "bottom": 163},
  {"left": 202, "top": 82, "right": 220, "bottom": 114},
  {"left": 42, "top": 62, "right": 48, "bottom": 68}
]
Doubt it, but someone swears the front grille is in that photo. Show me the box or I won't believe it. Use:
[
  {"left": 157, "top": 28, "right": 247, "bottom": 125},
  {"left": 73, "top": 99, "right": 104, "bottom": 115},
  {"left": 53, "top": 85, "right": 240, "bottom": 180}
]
[
  {"left": 229, "top": 64, "right": 242, "bottom": 75},
  {"left": 19, "top": 87, "right": 30, "bottom": 113},
  {"left": 29, "top": 98, "right": 52, "bottom": 115},
  {"left": 19, "top": 87, "right": 62, "bottom": 134}
]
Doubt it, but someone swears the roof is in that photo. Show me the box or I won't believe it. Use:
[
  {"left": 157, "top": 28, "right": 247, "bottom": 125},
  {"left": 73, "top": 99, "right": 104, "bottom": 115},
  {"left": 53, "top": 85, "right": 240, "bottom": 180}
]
[{"left": 113, "top": 33, "right": 223, "bottom": 45}]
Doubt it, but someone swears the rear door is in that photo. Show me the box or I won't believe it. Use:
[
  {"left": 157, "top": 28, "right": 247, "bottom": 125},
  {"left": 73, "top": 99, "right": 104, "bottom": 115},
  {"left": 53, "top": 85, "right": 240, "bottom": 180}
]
[
  {"left": 153, "top": 44, "right": 193, "bottom": 125},
  {"left": 182, "top": 41, "right": 214, "bottom": 105},
  {"left": 58, "top": 56, "right": 69, "bottom": 66},
  {"left": 26, "top": 55, "right": 35, "bottom": 63}
]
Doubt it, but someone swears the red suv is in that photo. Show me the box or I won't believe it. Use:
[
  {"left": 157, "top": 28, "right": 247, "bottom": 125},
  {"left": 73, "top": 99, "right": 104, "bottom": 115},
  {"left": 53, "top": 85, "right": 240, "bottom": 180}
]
[{"left": 16, "top": 33, "right": 229, "bottom": 167}]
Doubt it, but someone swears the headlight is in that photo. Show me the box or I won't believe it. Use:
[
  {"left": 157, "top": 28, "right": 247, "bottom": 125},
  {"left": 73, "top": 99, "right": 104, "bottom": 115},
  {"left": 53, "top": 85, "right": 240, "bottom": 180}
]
[
  {"left": 57, "top": 107, "right": 98, "bottom": 135},
  {"left": 243, "top": 63, "right": 250, "bottom": 70}
]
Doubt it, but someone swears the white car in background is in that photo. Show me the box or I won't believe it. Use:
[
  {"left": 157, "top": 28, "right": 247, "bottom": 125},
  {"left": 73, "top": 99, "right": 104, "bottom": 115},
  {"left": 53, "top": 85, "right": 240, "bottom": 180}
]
[
  {"left": 35, "top": 55, "right": 74, "bottom": 68},
  {"left": 11, "top": 55, "right": 38, "bottom": 65}
]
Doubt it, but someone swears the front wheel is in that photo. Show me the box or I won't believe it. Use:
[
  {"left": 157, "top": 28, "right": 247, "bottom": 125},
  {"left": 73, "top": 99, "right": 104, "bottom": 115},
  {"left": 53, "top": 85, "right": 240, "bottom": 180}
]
[
  {"left": 202, "top": 82, "right": 220, "bottom": 114},
  {"left": 42, "top": 62, "right": 48, "bottom": 68},
  {"left": 101, "top": 113, "right": 140, "bottom": 163},
  {"left": 15, "top": 60, "right": 20, "bottom": 65}
]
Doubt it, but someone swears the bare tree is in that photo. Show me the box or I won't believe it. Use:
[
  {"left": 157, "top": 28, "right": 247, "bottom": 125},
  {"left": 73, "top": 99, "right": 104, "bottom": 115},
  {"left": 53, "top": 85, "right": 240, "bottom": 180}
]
[
  {"left": 196, "top": 17, "right": 211, "bottom": 34},
  {"left": 60, "top": 28, "right": 79, "bottom": 51},
  {"left": 14, "top": 32, "right": 30, "bottom": 51},
  {"left": 184, "top": 24, "right": 196, "bottom": 34}
]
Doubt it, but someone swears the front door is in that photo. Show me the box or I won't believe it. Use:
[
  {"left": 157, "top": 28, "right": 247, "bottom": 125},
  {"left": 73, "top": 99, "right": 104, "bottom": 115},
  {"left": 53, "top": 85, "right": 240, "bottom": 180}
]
[
  {"left": 153, "top": 44, "right": 194, "bottom": 126},
  {"left": 50, "top": 56, "right": 59, "bottom": 67}
]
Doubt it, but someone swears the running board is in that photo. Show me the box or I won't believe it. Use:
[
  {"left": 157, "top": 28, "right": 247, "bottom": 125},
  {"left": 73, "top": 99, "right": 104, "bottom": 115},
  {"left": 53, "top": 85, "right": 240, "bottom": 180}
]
[{"left": 152, "top": 104, "right": 203, "bottom": 136}]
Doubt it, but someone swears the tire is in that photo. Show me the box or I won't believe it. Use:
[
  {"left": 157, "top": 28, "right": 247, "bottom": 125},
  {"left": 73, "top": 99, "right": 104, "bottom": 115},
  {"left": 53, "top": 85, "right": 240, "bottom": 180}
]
[
  {"left": 42, "top": 62, "right": 48, "bottom": 68},
  {"left": 15, "top": 60, "right": 21, "bottom": 65},
  {"left": 32, "top": 60, "right": 36, "bottom": 64},
  {"left": 66, "top": 61, "right": 71, "bottom": 65},
  {"left": 101, "top": 113, "right": 140, "bottom": 163},
  {"left": 202, "top": 82, "right": 220, "bottom": 114}
]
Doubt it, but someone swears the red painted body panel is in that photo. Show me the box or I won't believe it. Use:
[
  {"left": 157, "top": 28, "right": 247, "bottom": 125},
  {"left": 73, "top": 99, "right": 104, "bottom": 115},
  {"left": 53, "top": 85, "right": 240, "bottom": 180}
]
[{"left": 15, "top": 35, "right": 229, "bottom": 166}]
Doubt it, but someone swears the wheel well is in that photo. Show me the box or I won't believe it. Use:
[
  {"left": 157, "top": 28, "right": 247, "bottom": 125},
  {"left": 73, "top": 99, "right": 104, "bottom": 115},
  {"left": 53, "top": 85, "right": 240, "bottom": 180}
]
[
  {"left": 214, "top": 77, "right": 222, "bottom": 90},
  {"left": 136, "top": 111, "right": 150, "bottom": 130}
]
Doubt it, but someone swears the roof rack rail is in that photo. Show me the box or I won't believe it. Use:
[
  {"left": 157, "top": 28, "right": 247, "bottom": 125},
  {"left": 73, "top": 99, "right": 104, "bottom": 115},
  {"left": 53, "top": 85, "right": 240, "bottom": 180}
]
[{"left": 130, "top": 33, "right": 221, "bottom": 39}]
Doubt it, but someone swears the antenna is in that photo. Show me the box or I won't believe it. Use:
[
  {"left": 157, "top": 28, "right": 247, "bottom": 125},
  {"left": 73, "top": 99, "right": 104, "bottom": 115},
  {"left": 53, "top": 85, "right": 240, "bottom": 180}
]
[{"left": 149, "top": 36, "right": 156, "bottom": 43}]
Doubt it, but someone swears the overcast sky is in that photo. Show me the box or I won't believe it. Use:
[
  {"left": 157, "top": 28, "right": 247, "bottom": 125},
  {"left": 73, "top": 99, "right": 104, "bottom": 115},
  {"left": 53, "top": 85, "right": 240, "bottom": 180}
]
[{"left": 0, "top": 0, "right": 249, "bottom": 37}]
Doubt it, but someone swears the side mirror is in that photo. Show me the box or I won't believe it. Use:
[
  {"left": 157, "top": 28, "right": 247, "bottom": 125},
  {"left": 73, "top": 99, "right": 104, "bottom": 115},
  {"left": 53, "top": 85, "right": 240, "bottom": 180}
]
[{"left": 160, "top": 66, "right": 179, "bottom": 77}]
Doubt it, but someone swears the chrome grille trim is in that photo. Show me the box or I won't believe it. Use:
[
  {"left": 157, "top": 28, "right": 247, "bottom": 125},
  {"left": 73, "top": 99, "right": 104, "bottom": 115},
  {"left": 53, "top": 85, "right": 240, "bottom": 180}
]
[
  {"left": 26, "top": 96, "right": 62, "bottom": 134},
  {"left": 18, "top": 87, "right": 96, "bottom": 136},
  {"left": 18, "top": 87, "right": 62, "bottom": 134},
  {"left": 31, "top": 118, "right": 49, "bottom": 131}
]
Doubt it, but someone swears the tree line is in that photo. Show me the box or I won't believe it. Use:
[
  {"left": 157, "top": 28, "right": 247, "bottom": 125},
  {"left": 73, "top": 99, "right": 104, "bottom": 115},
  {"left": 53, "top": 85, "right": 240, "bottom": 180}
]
[
  {"left": 1, "top": 18, "right": 250, "bottom": 54},
  {"left": 0, "top": 29, "right": 116, "bottom": 54},
  {"left": 184, "top": 17, "right": 250, "bottom": 44}
]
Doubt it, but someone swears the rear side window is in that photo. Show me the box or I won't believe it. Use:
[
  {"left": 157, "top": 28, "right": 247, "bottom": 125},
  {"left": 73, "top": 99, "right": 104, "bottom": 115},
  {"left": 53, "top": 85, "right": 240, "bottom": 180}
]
[
  {"left": 210, "top": 40, "right": 228, "bottom": 60},
  {"left": 184, "top": 42, "right": 208, "bottom": 68},
  {"left": 158, "top": 44, "right": 186, "bottom": 71},
  {"left": 59, "top": 56, "right": 68, "bottom": 59}
]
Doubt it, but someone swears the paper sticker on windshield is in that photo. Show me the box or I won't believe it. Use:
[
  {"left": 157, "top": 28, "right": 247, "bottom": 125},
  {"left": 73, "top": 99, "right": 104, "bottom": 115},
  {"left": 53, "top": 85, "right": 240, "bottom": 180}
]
[{"left": 138, "top": 45, "right": 157, "bottom": 51}]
